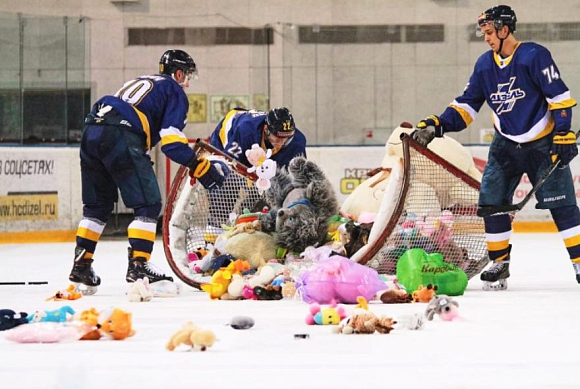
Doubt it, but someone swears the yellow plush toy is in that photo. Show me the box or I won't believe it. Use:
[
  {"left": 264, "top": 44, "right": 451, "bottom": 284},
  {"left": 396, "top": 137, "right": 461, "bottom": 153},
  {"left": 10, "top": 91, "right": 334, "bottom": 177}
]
[{"left": 166, "top": 322, "right": 216, "bottom": 352}]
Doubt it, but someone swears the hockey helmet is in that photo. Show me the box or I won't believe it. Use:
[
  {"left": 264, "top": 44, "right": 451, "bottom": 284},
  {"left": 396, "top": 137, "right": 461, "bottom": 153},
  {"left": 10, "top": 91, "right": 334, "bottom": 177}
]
[
  {"left": 265, "top": 107, "right": 295, "bottom": 139},
  {"left": 159, "top": 49, "right": 198, "bottom": 80},
  {"left": 476, "top": 5, "right": 517, "bottom": 37}
]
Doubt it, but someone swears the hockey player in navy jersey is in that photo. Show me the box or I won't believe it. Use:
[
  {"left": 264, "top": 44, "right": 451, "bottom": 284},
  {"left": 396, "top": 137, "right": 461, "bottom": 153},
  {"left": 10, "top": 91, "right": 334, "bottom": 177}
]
[
  {"left": 209, "top": 107, "right": 307, "bottom": 168},
  {"left": 69, "top": 50, "right": 230, "bottom": 294},
  {"left": 412, "top": 5, "right": 579, "bottom": 289}
]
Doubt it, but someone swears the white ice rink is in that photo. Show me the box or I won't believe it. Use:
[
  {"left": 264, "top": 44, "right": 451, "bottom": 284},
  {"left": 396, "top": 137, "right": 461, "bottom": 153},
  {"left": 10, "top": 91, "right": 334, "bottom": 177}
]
[{"left": 1, "top": 233, "right": 579, "bottom": 389}]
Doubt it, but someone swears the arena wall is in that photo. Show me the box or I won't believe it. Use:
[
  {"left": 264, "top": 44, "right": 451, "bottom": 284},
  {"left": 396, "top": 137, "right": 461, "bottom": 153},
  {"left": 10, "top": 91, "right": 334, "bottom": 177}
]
[{"left": 1, "top": 144, "right": 572, "bottom": 243}]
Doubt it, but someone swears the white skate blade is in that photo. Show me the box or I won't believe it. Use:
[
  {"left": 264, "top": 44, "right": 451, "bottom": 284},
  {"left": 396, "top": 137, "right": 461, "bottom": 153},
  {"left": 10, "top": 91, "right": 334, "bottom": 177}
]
[
  {"left": 72, "top": 282, "right": 98, "bottom": 296},
  {"left": 150, "top": 280, "right": 181, "bottom": 297},
  {"left": 482, "top": 279, "right": 508, "bottom": 291}
]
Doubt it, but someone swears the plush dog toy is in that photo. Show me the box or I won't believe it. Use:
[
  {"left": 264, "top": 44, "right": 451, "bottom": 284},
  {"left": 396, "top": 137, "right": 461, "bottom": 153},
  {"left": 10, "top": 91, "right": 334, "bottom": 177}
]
[
  {"left": 0, "top": 309, "right": 28, "bottom": 331},
  {"left": 335, "top": 312, "right": 397, "bottom": 335},
  {"left": 261, "top": 156, "right": 339, "bottom": 253},
  {"left": 166, "top": 322, "right": 216, "bottom": 352},
  {"left": 425, "top": 295, "right": 461, "bottom": 321},
  {"left": 127, "top": 277, "right": 154, "bottom": 302}
]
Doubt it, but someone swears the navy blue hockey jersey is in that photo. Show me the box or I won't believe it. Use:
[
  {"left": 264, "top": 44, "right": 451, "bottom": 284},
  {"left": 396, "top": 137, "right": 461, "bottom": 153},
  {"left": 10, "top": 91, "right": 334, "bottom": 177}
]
[
  {"left": 209, "top": 109, "right": 307, "bottom": 167},
  {"left": 91, "top": 74, "right": 194, "bottom": 166},
  {"left": 440, "top": 42, "right": 577, "bottom": 143}
]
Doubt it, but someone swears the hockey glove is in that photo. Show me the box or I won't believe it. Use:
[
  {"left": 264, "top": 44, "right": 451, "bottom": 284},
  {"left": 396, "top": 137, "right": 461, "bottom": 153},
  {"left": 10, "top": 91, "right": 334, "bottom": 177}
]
[
  {"left": 551, "top": 130, "right": 578, "bottom": 166},
  {"left": 412, "top": 115, "right": 444, "bottom": 147},
  {"left": 188, "top": 158, "right": 230, "bottom": 191}
]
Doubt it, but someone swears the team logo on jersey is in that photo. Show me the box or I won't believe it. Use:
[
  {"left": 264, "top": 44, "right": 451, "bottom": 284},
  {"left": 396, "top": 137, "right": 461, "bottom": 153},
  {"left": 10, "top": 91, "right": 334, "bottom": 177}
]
[{"left": 490, "top": 77, "right": 526, "bottom": 115}]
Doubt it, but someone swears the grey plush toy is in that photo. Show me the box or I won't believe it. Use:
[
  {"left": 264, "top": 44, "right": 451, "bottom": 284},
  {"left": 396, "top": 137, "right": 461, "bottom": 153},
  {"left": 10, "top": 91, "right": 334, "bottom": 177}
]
[
  {"left": 425, "top": 295, "right": 460, "bottom": 321},
  {"left": 261, "top": 157, "right": 338, "bottom": 253}
]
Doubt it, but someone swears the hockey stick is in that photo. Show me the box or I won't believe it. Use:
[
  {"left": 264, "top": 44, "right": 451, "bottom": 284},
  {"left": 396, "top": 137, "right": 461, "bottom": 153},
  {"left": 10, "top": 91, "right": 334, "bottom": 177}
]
[
  {"left": 476, "top": 160, "right": 561, "bottom": 217},
  {"left": 477, "top": 130, "right": 579, "bottom": 217}
]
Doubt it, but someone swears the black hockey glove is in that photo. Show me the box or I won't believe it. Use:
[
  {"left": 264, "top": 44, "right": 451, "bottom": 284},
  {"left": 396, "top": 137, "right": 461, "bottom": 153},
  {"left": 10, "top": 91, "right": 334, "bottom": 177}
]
[
  {"left": 412, "top": 115, "right": 444, "bottom": 147},
  {"left": 551, "top": 130, "right": 578, "bottom": 166},
  {"left": 188, "top": 158, "right": 230, "bottom": 191}
]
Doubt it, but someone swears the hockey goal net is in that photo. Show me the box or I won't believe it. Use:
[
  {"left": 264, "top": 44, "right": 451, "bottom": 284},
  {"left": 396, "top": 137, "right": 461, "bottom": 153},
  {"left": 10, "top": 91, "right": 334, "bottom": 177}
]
[
  {"left": 162, "top": 140, "right": 264, "bottom": 288},
  {"left": 352, "top": 134, "right": 489, "bottom": 279}
]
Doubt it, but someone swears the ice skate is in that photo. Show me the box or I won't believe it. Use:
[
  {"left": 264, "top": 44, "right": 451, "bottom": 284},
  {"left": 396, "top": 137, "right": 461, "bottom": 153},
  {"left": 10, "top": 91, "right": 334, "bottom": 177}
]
[
  {"left": 480, "top": 260, "right": 510, "bottom": 291},
  {"left": 68, "top": 247, "right": 100, "bottom": 295},
  {"left": 573, "top": 263, "right": 580, "bottom": 284},
  {"left": 126, "top": 248, "right": 174, "bottom": 284}
]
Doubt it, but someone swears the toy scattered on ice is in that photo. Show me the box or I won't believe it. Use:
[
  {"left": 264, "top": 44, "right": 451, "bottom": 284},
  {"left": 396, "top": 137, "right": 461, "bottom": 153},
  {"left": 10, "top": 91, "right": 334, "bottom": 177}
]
[
  {"left": 5, "top": 322, "right": 88, "bottom": 343},
  {"left": 28, "top": 306, "right": 75, "bottom": 323},
  {"left": 305, "top": 302, "right": 347, "bottom": 325},
  {"left": 396, "top": 313, "right": 426, "bottom": 330},
  {"left": 412, "top": 284, "right": 438, "bottom": 303},
  {"left": 166, "top": 322, "right": 216, "bottom": 351},
  {"left": 425, "top": 296, "right": 462, "bottom": 321},
  {"left": 228, "top": 316, "right": 255, "bottom": 330},
  {"left": 396, "top": 248, "right": 468, "bottom": 296},
  {"left": 0, "top": 309, "right": 28, "bottom": 331},
  {"left": 295, "top": 248, "right": 386, "bottom": 304},
  {"left": 333, "top": 298, "right": 397, "bottom": 335},
  {"left": 46, "top": 284, "right": 83, "bottom": 301}
]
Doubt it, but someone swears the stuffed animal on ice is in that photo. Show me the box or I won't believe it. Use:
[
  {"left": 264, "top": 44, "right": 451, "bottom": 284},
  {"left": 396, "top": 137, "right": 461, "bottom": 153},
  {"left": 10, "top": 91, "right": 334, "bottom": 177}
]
[
  {"left": 166, "top": 321, "right": 216, "bottom": 352},
  {"left": 261, "top": 156, "right": 339, "bottom": 253},
  {"left": 340, "top": 122, "right": 482, "bottom": 220},
  {"left": 305, "top": 302, "right": 347, "bottom": 325},
  {"left": 78, "top": 307, "right": 135, "bottom": 341},
  {"left": 246, "top": 143, "right": 277, "bottom": 192},
  {"left": 0, "top": 309, "right": 28, "bottom": 331},
  {"left": 425, "top": 295, "right": 462, "bottom": 321},
  {"left": 28, "top": 306, "right": 75, "bottom": 323},
  {"left": 335, "top": 311, "right": 397, "bottom": 335}
]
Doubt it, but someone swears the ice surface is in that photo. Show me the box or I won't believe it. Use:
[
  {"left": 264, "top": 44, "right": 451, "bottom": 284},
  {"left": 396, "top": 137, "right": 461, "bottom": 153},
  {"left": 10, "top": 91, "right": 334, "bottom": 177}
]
[{"left": 0, "top": 233, "right": 578, "bottom": 389}]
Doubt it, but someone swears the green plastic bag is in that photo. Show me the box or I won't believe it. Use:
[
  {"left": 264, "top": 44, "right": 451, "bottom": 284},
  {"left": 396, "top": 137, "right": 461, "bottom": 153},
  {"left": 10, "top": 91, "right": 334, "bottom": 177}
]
[{"left": 396, "top": 248, "right": 468, "bottom": 296}]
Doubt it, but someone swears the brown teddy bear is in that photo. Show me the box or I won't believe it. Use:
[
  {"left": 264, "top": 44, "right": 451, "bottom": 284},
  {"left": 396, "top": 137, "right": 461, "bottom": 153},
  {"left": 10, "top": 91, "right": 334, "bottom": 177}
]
[{"left": 166, "top": 322, "right": 216, "bottom": 352}]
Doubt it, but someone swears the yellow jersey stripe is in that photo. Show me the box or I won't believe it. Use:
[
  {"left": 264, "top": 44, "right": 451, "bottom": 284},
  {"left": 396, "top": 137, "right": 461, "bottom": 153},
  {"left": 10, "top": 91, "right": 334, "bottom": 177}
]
[
  {"left": 493, "top": 42, "right": 521, "bottom": 68},
  {"left": 548, "top": 98, "right": 578, "bottom": 110},
  {"left": 219, "top": 110, "right": 240, "bottom": 146},
  {"left": 450, "top": 105, "right": 474, "bottom": 127},
  {"left": 161, "top": 134, "right": 188, "bottom": 146},
  {"left": 572, "top": 257, "right": 580, "bottom": 264},
  {"left": 132, "top": 106, "right": 151, "bottom": 150},
  {"left": 529, "top": 116, "right": 555, "bottom": 142}
]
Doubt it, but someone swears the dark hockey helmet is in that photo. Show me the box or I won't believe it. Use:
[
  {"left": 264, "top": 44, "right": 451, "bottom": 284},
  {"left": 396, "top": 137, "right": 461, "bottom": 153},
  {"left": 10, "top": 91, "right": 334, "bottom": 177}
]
[
  {"left": 476, "top": 5, "right": 517, "bottom": 36},
  {"left": 159, "top": 49, "right": 198, "bottom": 80},
  {"left": 265, "top": 107, "right": 295, "bottom": 138}
]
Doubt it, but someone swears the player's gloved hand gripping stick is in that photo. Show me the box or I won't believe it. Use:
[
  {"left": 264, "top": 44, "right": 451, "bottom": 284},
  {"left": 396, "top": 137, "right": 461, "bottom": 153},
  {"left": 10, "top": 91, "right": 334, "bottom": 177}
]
[{"left": 477, "top": 129, "right": 580, "bottom": 217}]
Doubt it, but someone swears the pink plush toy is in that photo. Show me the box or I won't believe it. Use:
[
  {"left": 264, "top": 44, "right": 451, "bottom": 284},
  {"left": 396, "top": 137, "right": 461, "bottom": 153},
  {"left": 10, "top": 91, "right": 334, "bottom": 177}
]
[
  {"left": 5, "top": 322, "right": 89, "bottom": 343},
  {"left": 305, "top": 302, "right": 347, "bottom": 325}
]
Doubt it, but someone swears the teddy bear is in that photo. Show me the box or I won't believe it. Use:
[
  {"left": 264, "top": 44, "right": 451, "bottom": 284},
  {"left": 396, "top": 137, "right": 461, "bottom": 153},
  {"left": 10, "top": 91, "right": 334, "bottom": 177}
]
[
  {"left": 412, "top": 284, "right": 438, "bottom": 303},
  {"left": 335, "top": 312, "right": 397, "bottom": 335},
  {"left": 166, "top": 322, "right": 216, "bottom": 352},
  {"left": 0, "top": 309, "right": 28, "bottom": 331},
  {"left": 340, "top": 121, "right": 482, "bottom": 220},
  {"left": 245, "top": 143, "right": 277, "bottom": 192},
  {"left": 261, "top": 156, "right": 339, "bottom": 253}
]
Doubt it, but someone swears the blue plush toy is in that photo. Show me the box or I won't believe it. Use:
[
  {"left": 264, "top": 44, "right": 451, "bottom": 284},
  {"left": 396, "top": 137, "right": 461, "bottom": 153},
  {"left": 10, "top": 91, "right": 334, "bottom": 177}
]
[
  {"left": 28, "top": 306, "right": 75, "bottom": 323},
  {"left": 0, "top": 309, "right": 29, "bottom": 331}
]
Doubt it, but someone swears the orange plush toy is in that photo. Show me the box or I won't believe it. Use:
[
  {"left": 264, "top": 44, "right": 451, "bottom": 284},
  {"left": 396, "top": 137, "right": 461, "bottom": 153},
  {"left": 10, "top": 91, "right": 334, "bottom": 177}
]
[
  {"left": 78, "top": 308, "right": 135, "bottom": 341},
  {"left": 412, "top": 284, "right": 438, "bottom": 303},
  {"left": 46, "top": 284, "right": 83, "bottom": 301}
]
